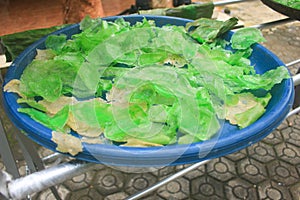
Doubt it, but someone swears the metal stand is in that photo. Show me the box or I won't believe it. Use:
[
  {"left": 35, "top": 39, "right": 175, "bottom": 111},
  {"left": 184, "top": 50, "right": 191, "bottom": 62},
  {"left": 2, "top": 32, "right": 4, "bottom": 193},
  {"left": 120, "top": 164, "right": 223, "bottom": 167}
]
[
  {"left": 0, "top": 70, "right": 62, "bottom": 200},
  {"left": 0, "top": 115, "right": 20, "bottom": 179}
]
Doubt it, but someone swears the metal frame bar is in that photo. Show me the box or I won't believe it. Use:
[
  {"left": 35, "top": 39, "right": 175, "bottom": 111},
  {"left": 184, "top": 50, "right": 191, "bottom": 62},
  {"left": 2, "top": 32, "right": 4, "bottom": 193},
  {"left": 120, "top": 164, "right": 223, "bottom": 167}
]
[
  {"left": 42, "top": 152, "right": 66, "bottom": 164},
  {"left": 3, "top": 161, "right": 95, "bottom": 200},
  {"left": 292, "top": 73, "right": 300, "bottom": 87},
  {"left": 211, "top": 0, "right": 259, "bottom": 7},
  {"left": 286, "top": 58, "right": 300, "bottom": 68},
  {"left": 15, "top": 132, "right": 62, "bottom": 200},
  {"left": 249, "top": 18, "right": 295, "bottom": 29}
]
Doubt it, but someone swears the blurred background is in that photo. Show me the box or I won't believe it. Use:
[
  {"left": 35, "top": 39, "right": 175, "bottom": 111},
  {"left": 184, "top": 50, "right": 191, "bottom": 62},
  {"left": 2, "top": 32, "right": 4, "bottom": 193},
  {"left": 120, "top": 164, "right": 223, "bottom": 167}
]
[{"left": 0, "top": 0, "right": 288, "bottom": 36}]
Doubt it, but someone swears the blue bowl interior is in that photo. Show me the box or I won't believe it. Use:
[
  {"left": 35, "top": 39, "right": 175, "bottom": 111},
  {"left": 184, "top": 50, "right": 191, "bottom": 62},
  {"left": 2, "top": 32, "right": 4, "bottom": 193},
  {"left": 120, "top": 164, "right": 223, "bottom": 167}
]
[{"left": 2, "top": 15, "right": 294, "bottom": 167}]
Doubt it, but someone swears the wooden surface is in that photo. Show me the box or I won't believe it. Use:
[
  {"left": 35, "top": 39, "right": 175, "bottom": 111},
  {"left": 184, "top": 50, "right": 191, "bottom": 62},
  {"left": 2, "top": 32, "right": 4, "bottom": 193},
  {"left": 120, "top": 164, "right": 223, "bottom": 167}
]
[
  {"left": 0, "top": 0, "right": 64, "bottom": 36},
  {"left": 0, "top": 0, "right": 135, "bottom": 36}
]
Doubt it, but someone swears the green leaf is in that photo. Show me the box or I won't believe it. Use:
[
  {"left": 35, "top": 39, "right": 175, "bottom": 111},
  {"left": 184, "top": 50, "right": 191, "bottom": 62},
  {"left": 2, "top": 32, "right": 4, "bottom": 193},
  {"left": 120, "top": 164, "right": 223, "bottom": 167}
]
[
  {"left": 224, "top": 66, "right": 290, "bottom": 92},
  {"left": 19, "top": 59, "right": 79, "bottom": 101},
  {"left": 70, "top": 99, "right": 113, "bottom": 129},
  {"left": 79, "top": 15, "right": 98, "bottom": 31},
  {"left": 186, "top": 17, "right": 238, "bottom": 43},
  {"left": 45, "top": 34, "right": 67, "bottom": 52},
  {"left": 18, "top": 106, "right": 69, "bottom": 132},
  {"left": 17, "top": 98, "right": 47, "bottom": 112},
  {"left": 225, "top": 93, "right": 271, "bottom": 128},
  {"left": 231, "top": 27, "right": 266, "bottom": 50}
]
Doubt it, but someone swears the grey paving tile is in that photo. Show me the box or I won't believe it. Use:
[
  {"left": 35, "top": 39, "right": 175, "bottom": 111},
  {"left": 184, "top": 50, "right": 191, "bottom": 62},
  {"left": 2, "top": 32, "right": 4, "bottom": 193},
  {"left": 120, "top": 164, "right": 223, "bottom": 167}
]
[
  {"left": 258, "top": 180, "right": 293, "bottom": 200},
  {"left": 65, "top": 187, "right": 102, "bottom": 200},
  {"left": 281, "top": 127, "right": 300, "bottom": 147},
  {"left": 37, "top": 146, "right": 56, "bottom": 158},
  {"left": 139, "top": 194, "right": 164, "bottom": 200},
  {"left": 191, "top": 175, "right": 224, "bottom": 199},
  {"left": 289, "top": 182, "right": 300, "bottom": 200},
  {"left": 183, "top": 163, "right": 205, "bottom": 180},
  {"left": 225, "top": 178, "right": 258, "bottom": 200},
  {"left": 63, "top": 170, "right": 96, "bottom": 192},
  {"left": 224, "top": 149, "right": 247, "bottom": 162},
  {"left": 275, "top": 143, "right": 300, "bottom": 165},
  {"left": 125, "top": 173, "right": 157, "bottom": 196},
  {"left": 157, "top": 177, "right": 190, "bottom": 200},
  {"left": 206, "top": 157, "right": 237, "bottom": 182},
  {"left": 93, "top": 168, "right": 125, "bottom": 196},
  {"left": 297, "top": 163, "right": 300, "bottom": 176},
  {"left": 262, "top": 129, "right": 283, "bottom": 145},
  {"left": 104, "top": 192, "right": 129, "bottom": 200},
  {"left": 267, "top": 160, "right": 299, "bottom": 186},
  {"left": 237, "top": 158, "right": 268, "bottom": 185},
  {"left": 33, "top": 185, "right": 70, "bottom": 200},
  {"left": 156, "top": 166, "right": 177, "bottom": 179},
  {"left": 248, "top": 142, "right": 276, "bottom": 164}
]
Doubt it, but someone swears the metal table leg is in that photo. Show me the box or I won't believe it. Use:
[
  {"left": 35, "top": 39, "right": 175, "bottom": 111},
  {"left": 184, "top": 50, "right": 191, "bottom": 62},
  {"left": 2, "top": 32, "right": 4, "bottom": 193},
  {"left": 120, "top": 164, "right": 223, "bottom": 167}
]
[
  {"left": 0, "top": 117, "right": 20, "bottom": 178},
  {"left": 0, "top": 75, "right": 20, "bottom": 178}
]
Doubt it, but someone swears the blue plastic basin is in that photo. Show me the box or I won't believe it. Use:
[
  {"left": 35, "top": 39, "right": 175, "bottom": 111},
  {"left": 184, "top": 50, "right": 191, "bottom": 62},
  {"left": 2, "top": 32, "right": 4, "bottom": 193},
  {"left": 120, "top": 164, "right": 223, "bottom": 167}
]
[{"left": 2, "top": 15, "right": 294, "bottom": 166}]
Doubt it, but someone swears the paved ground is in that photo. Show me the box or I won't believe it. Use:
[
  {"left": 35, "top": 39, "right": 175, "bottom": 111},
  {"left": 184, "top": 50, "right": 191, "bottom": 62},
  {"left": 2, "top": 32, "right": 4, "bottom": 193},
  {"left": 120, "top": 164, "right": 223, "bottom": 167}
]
[{"left": 0, "top": 1, "right": 300, "bottom": 200}]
